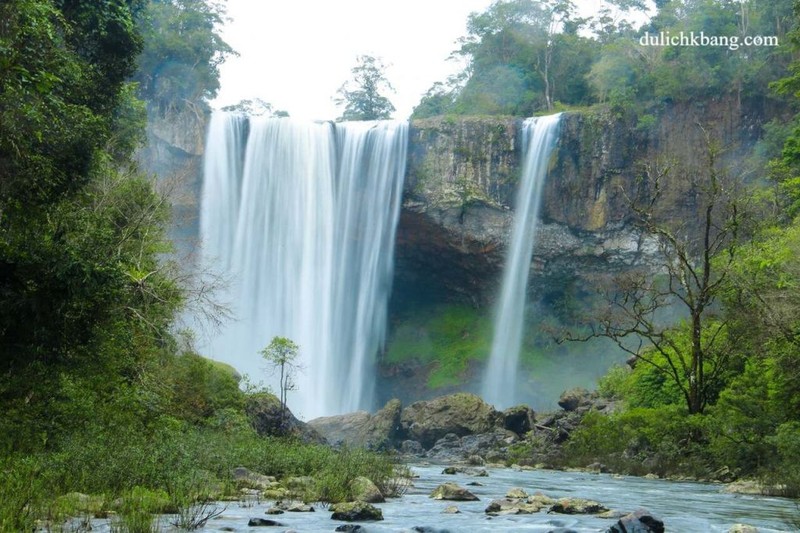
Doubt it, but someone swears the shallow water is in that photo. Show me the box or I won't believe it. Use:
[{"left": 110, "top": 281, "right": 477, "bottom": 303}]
[{"left": 88, "top": 465, "right": 797, "bottom": 532}]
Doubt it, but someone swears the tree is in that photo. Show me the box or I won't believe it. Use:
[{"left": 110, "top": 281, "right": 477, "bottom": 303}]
[
  {"left": 335, "top": 55, "right": 395, "bottom": 121},
  {"left": 260, "top": 336, "right": 300, "bottom": 427},
  {"left": 570, "top": 130, "right": 748, "bottom": 414},
  {"left": 133, "top": 0, "right": 236, "bottom": 113}
]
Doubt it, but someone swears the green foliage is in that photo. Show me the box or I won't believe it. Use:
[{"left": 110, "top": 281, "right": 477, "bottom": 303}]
[
  {"left": 566, "top": 406, "right": 713, "bottom": 477},
  {"left": 311, "top": 447, "right": 397, "bottom": 504},
  {"left": 335, "top": 55, "right": 396, "bottom": 121},
  {"left": 385, "top": 304, "right": 491, "bottom": 388},
  {"left": 133, "top": 0, "right": 235, "bottom": 112}
]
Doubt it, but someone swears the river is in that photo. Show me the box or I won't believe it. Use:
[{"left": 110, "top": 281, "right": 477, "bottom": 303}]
[{"left": 83, "top": 464, "right": 797, "bottom": 532}]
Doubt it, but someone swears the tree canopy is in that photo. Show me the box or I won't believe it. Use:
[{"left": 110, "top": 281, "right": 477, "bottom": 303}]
[{"left": 335, "top": 55, "right": 396, "bottom": 121}]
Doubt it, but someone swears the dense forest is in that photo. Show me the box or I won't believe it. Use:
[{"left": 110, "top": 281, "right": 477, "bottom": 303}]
[{"left": 2, "top": 0, "right": 800, "bottom": 530}]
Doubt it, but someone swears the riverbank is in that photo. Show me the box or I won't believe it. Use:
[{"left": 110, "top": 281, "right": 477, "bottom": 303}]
[{"left": 59, "top": 464, "right": 798, "bottom": 532}]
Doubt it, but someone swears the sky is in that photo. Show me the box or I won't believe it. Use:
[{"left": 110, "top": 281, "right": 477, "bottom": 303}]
[
  {"left": 212, "top": 1, "right": 652, "bottom": 121},
  {"left": 211, "top": 0, "right": 497, "bottom": 121}
]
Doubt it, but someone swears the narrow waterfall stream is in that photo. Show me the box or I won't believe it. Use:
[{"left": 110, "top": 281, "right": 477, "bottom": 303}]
[
  {"left": 200, "top": 113, "right": 407, "bottom": 419},
  {"left": 482, "top": 114, "right": 562, "bottom": 409}
]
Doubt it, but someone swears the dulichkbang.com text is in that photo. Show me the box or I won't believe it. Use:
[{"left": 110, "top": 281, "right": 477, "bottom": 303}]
[{"left": 639, "top": 31, "right": 779, "bottom": 51}]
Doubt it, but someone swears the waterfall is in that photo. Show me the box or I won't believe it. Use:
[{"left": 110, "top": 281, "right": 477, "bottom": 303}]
[
  {"left": 482, "top": 113, "right": 561, "bottom": 409},
  {"left": 200, "top": 113, "right": 407, "bottom": 419}
]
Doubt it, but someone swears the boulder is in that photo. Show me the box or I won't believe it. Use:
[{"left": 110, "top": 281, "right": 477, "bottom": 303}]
[
  {"left": 307, "top": 411, "right": 371, "bottom": 447},
  {"left": 350, "top": 476, "right": 384, "bottom": 503},
  {"left": 400, "top": 393, "right": 502, "bottom": 448},
  {"left": 606, "top": 508, "right": 665, "bottom": 533},
  {"left": 335, "top": 526, "right": 365, "bottom": 532},
  {"left": 505, "top": 487, "right": 527, "bottom": 499},
  {"left": 557, "top": 388, "right": 593, "bottom": 412},
  {"left": 429, "top": 483, "right": 479, "bottom": 501},
  {"left": 309, "top": 399, "right": 403, "bottom": 450},
  {"left": 247, "top": 518, "right": 282, "bottom": 526},
  {"left": 549, "top": 497, "right": 609, "bottom": 514},
  {"left": 503, "top": 405, "right": 535, "bottom": 435},
  {"left": 400, "top": 439, "right": 424, "bottom": 455},
  {"left": 442, "top": 505, "right": 460, "bottom": 514},
  {"left": 245, "top": 393, "right": 326, "bottom": 444},
  {"left": 330, "top": 501, "right": 384, "bottom": 522},
  {"left": 485, "top": 498, "right": 545, "bottom": 515}
]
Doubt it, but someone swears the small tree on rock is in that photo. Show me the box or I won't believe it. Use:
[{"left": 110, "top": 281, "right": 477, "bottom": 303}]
[{"left": 260, "top": 336, "right": 300, "bottom": 427}]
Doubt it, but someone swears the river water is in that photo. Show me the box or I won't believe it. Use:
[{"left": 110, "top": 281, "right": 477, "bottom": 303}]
[{"left": 86, "top": 464, "right": 797, "bottom": 532}]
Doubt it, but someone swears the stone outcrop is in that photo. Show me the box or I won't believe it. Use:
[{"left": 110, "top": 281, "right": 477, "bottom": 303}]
[
  {"left": 400, "top": 393, "right": 502, "bottom": 448},
  {"left": 308, "top": 399, "right": 402, "bottom": 450},
  {"left": 245, "top": 392, "right": 326, "bottom": 444}
]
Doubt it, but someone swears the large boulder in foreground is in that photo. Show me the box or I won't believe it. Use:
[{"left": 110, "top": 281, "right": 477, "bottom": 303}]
[
  {"left": 400, "top": 393, "right": 502, "bottom": 448},
  {"left": 308, "top": 399, "right": 402, "bottom": 450},
  {"left": 245, "top": 393, "right": 326, "bottom": 444}
]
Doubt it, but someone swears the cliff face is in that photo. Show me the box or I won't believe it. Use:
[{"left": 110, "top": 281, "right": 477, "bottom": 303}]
[
  {"left": 137, "top": 107, "right": 207, "bottom": 250},
  {"left": 397, "top": 98, "right": 771, "bottom": 306}
]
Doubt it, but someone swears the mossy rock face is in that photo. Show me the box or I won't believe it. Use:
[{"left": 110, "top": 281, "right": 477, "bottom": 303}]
[
  {"left": 329, "top": 501, "right": 384, "bottom": 521},
  {"left": 400, "top": 393, "right": 502, "bottom": 448}
]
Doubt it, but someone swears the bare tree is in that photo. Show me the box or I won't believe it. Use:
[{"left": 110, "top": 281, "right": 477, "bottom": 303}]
[{"left": 569, "top": 127, "right": 748, "bottom": 414}]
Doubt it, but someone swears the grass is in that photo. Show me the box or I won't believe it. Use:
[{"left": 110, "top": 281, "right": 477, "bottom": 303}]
[
  {"left": 385, "top": 304, "right": 492, "bottom": 389},
  {"left": 0, "top": 410, "right": 404, "bottom": 530}
]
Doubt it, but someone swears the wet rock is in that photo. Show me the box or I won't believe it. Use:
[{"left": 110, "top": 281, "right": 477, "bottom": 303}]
[
  {"left": 606, "top": 508, "right": 665, "bottom": 533},
  {"left": 335, "top": 525, "right": 364, "bottom": 532},
  {"left": 548, "top": 529, "right": 579, "bottom": 533},
  {"left": 400, "top": 393, "right": 502, "bottom": 448},
  {"left": 442, "top": 505, "right": 460, "bottom": 514},
  {"left": 350, "top": 476, "right": 385, "bottom": 503},
  {"left": 429, "top": 483, "right": 479, "bottom": 501},
  {"left": 330, "top": 501, "right": 384, "bottom": 522},
  {"left": 286, "top": 502, "right": 315, "bottom": 512},
  {"left": 273, "top": 500, "right": 314, "bottom": 512},
  {"left": 247, "top": 517, "right": 282, "bottom": 526},
  {"left": 728, "top": 525, "right": 759, "bottom": 533},
  {"left": 485, "top": 498, "right": 545, "bottom": 515},
  {"left": 528, "top": 492, "right": 556, "bottom": 507},
  {"left": 265, "top": 507, "right": 284, "bottom": 515},
  {"left": 549, "top": 497, "right": 609, "bottom": 514},
  {"left": 411, "top": 527, "right": 453, "bottom": 533},
  {"left": 441, "top": 466, "right": 487, "bottom": 477},
  {"left": 506, "top": 487, "right": 528, "bottom": 499},
  {"left": 503, "top": 405, "right": 536, "bottom": 435}
]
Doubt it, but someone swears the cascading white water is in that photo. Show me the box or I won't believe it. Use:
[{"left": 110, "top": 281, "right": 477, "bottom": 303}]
[
  {"left": 482, "top": 113, "right": 561, "bottom": 409},
  {"left": 200, "top": 113, "right": 407, "bottom": 419}
]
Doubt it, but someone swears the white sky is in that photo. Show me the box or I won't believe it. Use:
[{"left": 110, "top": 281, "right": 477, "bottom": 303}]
[
  {"left": 213, "top": 0, "right": 498, "bottom": 120},
  {"left": 212, "top": 1, "right": 649, "bottom": 121}
]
